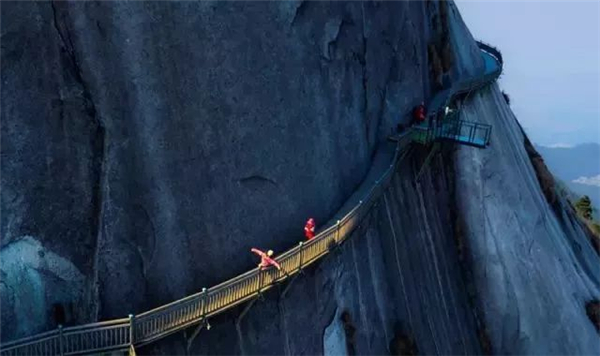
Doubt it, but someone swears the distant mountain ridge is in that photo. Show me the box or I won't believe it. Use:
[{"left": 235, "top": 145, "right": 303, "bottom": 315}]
[
  {"left": 536, "top": 142, "right": 600, "bottom": 217},
  {"left": 536, "top": 143, "right": 600, "bottom": 180}
]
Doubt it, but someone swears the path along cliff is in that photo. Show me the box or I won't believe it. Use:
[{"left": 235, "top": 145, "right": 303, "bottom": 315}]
[{"left": 1, "top": 1, "right": 599, "bottom": 355}]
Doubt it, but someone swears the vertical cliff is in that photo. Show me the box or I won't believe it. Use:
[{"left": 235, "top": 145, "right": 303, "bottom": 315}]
[
  {"left": 1, "top": 0, "right": 432, "bottom": 342},
  {"left": 453, "top": 84, "right": 600, "bottom": 354},
  {"left": 2, "top": 0, "right": 598, "bottom": 355}
]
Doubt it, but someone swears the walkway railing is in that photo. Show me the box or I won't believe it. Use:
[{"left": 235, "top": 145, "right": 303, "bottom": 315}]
[
  {"left": 0, "top": 41, "right": 503, "bottom": 356},
  {"left": 412, "top": 119, "right": 492, "bottom": 148}
]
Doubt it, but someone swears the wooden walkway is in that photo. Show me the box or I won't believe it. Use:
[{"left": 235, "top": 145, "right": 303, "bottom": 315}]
[{"left": 0, "top": 42, "right": 503, "bottom": 356}]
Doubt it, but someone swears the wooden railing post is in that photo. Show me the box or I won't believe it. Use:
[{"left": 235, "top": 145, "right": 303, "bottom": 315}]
[
  {"left": 298, "top": 241, "right": 304, "bottom": 272},
  {"left": 257, "top": 269, "right": 264, "bottom": 297},
  {"left": 129, "top": 314, "right": 136, "bottom": 345},
  {"left": 0, "top": 47, "right": 502, "bottom": 356},
  {"left": 201, "top": 288, "right": 208, "bottom": 320},
  {"left": 469, "top": 125, "right": 475, "bottom": 143},
  {"left": 58, "top": 324, "right": 64, "bottom": 356}
]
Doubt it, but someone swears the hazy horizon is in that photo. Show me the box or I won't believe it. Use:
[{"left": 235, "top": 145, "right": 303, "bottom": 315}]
[{"left": 456, "top": 0, "right": 600, "bottom": 147}]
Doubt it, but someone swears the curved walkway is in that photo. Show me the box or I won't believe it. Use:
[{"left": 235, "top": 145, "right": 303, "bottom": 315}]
[{"left": 0, "top": 42, "right": 503, "bottom": 356}]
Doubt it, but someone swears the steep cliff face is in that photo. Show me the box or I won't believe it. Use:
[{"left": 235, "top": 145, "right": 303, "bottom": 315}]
[
  {"left": 2, "top": 0, "right": 599, "bottom": 355},
  {"left": 1, "top": 0, "right": 103, "bottom": 338},
  {"left": 454, "top": 84, "right": 600, "bottom": 354},
  {"left": 1, "top": 0, "right": 433, "bottom": 342},
  {"left": 143, "top": 153, "right": 485, "bottom": 355}
]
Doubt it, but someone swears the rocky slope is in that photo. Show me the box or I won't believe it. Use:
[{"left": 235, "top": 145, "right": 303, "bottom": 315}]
[
  {"left": 1, "top": 1, "right": 599, "bottom": 355},
  {"left": 1, "top": 0, "right": 433, "bottom": 342},
  {"left": 454, "top": 84, "right": 600, "bottom": 354}
]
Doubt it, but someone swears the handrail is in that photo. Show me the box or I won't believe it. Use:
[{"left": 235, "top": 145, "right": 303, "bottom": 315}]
[
  {"left": 414, "top": 119, "right": 493, "bottom": 147},
  {"left": 0, "top": 41, "right": 503, "bottom": 356}
]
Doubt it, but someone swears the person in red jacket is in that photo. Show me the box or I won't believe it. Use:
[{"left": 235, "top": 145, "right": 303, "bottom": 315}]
[
  {"left": 304, "top": 218, "right": 316, "bottom": 240},
  {"left": 251, "top": 248, "right": 282, "bottom": 270},
  {"left": 412, "top": 102, "right": 427, "bottom": 124}
]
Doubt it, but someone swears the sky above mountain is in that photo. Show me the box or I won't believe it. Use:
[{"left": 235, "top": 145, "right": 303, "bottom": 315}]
[{"left": 456, "top": 0, "right": 600, "bottom": 146}]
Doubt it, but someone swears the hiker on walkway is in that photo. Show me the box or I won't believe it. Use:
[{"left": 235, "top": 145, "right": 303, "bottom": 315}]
[
  {"left": 304, "top": 218, "right": 316, "bottom": 240},
  {"left": 251, "top": 248, "right": 282, "bottom": 270},
  {"left": 412, "top": 102, "right": 427, "bottom": 124},
  {"left": 444, "top": 105, "right": 456, "bottom": 117}
]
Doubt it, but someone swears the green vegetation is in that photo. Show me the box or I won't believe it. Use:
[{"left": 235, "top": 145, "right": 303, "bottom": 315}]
[
  {"left": 573, "top": 195, "right": 600, "bottom": 250},
  {"left": 521, "top": 131, "right": 600, "bottom": 254},
  {"left": 575, "top": 195, "right": 594, "bottom": 220},
  {"left": 591, "top": 222, "right": 600, "bottom": 235}
]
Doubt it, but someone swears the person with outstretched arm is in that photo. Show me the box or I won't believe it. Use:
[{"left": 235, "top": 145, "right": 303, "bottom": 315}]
[{"left": 251, "top": 248, "right": 289, "bottom": 278}]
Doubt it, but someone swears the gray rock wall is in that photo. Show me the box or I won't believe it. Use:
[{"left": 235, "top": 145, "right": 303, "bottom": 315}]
[
  {"left": 4, "top": 0, "right": 598, "bottom": 355},
  {"left": 142, "top": 180, "right": 482, "bottom": 355},
  {"left": 1, "top": 0, "right": 434, "bottom": 342},
  {"left": 139, "top": 4, "right": 492, "bottom": 354},
  {"left": 454, "top": 83, "right": 600, "bottom": 354},
  {"left": 1, "top": 0, "right": 103, "bottom": 336}
]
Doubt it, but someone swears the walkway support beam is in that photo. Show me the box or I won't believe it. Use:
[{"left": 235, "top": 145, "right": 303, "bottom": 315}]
[
  {"left": 59, "top": 325, "right": 64, "bottom": 356},
  {"left": 129, "top": 314, "right": 135, "bottom": 345},
  {"left": 298, "top": 241, "right": 304, "bottom": 274}
]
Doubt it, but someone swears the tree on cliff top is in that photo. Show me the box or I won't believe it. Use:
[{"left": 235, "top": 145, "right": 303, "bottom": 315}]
[{"left": 575, "top": 195, "right": 593, "bottom": 220}]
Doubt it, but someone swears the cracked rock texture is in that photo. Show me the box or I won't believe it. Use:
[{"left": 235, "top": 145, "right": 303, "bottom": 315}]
[
  {"left": 453, "top": 84, "right": 600, "bottom": 354},
  {"left": 1, "top": 0, "right": 432, "bottom": 342},
  {"left": 2, "top": 1, "right": 599, "bottom": 355}
]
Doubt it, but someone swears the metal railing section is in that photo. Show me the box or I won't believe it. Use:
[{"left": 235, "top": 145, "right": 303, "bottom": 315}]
[
  {"left": 438, "top": 119, "right": 492, "bottom": 147},
  {"left": 0, "top": 41, "right": 503, "bottom": 356},
  {"left": 413, "top": 119, "right": 492, "bottom": 147}
]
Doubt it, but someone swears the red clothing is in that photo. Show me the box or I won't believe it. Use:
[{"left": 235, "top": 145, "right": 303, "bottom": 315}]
[
  {"left": 304, "top": 219, "right": 316, "bottom": 240},
  {"left": 413, "top": 105, "right": 426, "bottom": 122},
  {"left": 251, "top": 248, "right": 281, "bottom": 270}
]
